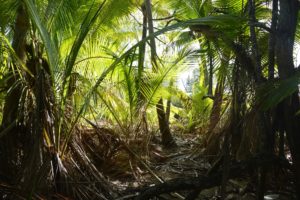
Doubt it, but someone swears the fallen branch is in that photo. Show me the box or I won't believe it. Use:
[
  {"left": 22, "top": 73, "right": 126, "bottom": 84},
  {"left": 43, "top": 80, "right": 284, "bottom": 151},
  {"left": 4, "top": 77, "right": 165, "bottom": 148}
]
[
  {"left": 135, "top": 156, "right": 292, "bottom": 199},
  {"left": 135, "top": 171, "right": 231, "bottom": 199}
]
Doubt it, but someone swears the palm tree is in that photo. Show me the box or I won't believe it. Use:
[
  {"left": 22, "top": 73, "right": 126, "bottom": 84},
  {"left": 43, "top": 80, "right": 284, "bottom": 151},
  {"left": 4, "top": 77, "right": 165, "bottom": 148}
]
[
  {"left": 144, "top": 0, "right": 177, "bottom": 147},
  {"left": 0, "top": 0, "right": 135, "bottom": 198}
]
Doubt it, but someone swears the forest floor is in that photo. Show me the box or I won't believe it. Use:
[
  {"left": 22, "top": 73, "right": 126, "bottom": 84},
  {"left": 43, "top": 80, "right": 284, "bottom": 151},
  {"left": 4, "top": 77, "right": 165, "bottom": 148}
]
[
  {"left": 80, "top": 124, "right": 297, "bottom": 200},
  {"left": 0, "top": 124, "right": 296, "bottom": 200}
]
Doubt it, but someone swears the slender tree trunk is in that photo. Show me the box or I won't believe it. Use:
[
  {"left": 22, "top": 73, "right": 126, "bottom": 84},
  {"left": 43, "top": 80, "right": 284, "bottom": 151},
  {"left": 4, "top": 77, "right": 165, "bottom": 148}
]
[
  {"left": 207, "top": 55, "right": 228, "bottom": 134},
  {"left": 144, "top": 0, "right": 175, "bottom": 147},
  {"left": 207, "top": 81, "right": 223, "bottom": 130},
  {"left": 204, "top": 78, "right": 225, "bottom": 156},
  {"left": 166, "top": 80, "right": 174, "bottom": 123},
  {"left": 137, "top": 3, "right": 147, "bottom": 105},
  {"left": 268, "top": 0, "right": 279, "bottom": 159},
  {"left": 166, "top": 98, "right": 171, "bottom": 123},
  {"left": 200, "top": 48, "right": 209, "bottom": 88},
  {"left": 248, "top": 1, "right": 272, "bottom": 198},
  {"left": 144, "top": 0, "right": 157, "bottom": 68},
  {"left": 275, "top": 0, "right": 300, "bottom": 197},
  {"left": 135, "top": 3, "right": 149, "bottom": 135},
  {"left": 205, "top": 52, "right": 228, "bottom": 158},
  {"left": 248, "top": 0, "right": 262, "bottom": 82},
  {"left": 207, "top": 41, "right": 214, "bottom": 96},
  {"left": 230, "top": 61, "right": 245, "bottom": 155},
  {"left": 268, "top": 0, "right": 278, "bottom": 80}
]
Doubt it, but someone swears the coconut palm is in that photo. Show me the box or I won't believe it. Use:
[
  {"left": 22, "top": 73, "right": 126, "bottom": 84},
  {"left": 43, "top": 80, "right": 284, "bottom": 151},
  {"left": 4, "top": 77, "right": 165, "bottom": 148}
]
[{"left": 0, "top": 0, "right": 135, "bottom": 198}]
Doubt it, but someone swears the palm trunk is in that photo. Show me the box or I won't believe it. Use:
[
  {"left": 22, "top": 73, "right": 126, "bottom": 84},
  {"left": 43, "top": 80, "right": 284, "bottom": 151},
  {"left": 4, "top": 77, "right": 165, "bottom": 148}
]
[
  {"left": 0, "top": 4, "right": 29, "bottom": 182},
  {"left": 166, "top": 98, "right": 171, "bottom": 123},
  {"left": 199, "top": 41, "right": 209, "bottom": 88},
  {"left": 144, "top": 0, "right": 175, "bottom": 147},
  {"left": 248, "top": 1, "right": 272, "bottom": 198},
  {"left": 144, "top": 0, "right": 157, "bottom": 68},
  {"left": 207, "top": 41, "right": 213, "bottom": 96},
  {"left": 267, "top": 0, "right": 279, "bottom": 164},
  {"left": 207, "top": 78, "right": 223, "bottom": 132},
  {"left": 248, "top": 0, "right": 262, "bottom": 82},
  {"left": 268, "top": 0, "right": 278, "bottom": 80},
  {"left": 166, "top": 80, "right": 174, "bottom": 123},
  {"left": 135, "top": 3, "right": 149, "bottom": 134},
  {"left": 137, "top": 3, "right": 147, "bottom": 105},
  {"left": 275, "top": 0, "right": 300, "bottom": 197},
  {"left": 230, "top": 61, "right": 245, "bottom": 155}
]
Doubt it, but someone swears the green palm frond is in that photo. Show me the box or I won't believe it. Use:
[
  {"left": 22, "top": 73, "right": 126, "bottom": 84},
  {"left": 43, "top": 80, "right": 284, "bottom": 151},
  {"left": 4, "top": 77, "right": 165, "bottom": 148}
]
[
  {"left": 24, "top": 0, "right": 59, "bottom": 75},
  {"left": 58, "top": 1, "right": 108, "bottom": 144},
  {"left": 214, "top": 0, "right": 245, "bottom": 15},
  {"left": 63, "top": 0, "right": 107, "bottom": 87},
  {"left": 75, "top": 13, "right": 244, "bottom": 114},
  {"left": 45, "top": 0, "right": 78, "bottom": 32},
  {"left": 166, "top": 0, "right": 210, "bottom": 19},
  {"left": 94, "top": 0, "right": 135, "bottom": 30},
  {"left": 0, "top": 0, "right": 19, "bottom": 32},
  {"left": 259, "top": 74, "right": 300, "bottom": 110},
  {"left": 141, "top": 48, "right": 192, "bottom": 108},
  {"left": 96, "top": 88, "right": 128, "bottom": 132},
  {"left": 0, "top": 33, "right": 33, "bottom": 77}
]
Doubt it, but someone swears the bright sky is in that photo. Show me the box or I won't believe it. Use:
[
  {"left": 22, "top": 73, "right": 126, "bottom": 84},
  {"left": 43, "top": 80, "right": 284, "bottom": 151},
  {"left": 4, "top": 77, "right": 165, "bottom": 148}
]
[
  {"left": 177, "top": 44, "right": 300, "bottom": 93},
  {"left": 295, "top": 45, "right": 300, "bottom": 67},
  {"left": 177, "top": 66, "right": 197, "bottom": 91}
]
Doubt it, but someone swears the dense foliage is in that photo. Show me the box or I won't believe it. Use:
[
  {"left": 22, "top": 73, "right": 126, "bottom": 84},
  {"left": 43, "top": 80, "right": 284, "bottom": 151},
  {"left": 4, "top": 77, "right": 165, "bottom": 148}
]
[{"left": 1, "top": 0, "right": 300, "bottom": 199}]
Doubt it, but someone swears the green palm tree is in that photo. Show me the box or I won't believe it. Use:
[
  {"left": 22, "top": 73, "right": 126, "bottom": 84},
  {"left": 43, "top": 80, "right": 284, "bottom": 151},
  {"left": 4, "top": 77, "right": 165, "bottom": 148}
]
[{"left": 0, "top": 0, "right": 134, "bottom": 198}]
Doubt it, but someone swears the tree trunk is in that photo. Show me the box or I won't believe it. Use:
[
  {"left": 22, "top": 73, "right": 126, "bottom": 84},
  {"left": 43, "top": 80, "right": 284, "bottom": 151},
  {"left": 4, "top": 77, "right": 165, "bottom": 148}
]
[
  {"left": 207, "top": 41, "right": 214, "bottom": 96},
  {"left": 135, "top": 3, "right": 149, "bottom": 134},
  {"left": 248, "top": 1, "right": 273, "bottom": 198},
  {"left": 268, "top": 0, "right": 278, "bottom": 80},
  {"left": 144, "top": 0, "right": 176, "bottom": 147},
  {"left": 157, "top": 99, "right": 175, "bottom": 147},
  {"left": 275, "top": 0, "right": 300, "bottom": 197},
  {"left": 166, "top": 98, "right": 171, "bottom": 123},
  {"left": 137, "top": 3, "right": 147, "bottom": 105},
  {"left": 248, "top": 0, "right": 262, "bottom": 82},
  {"left": 207, "top": 57, "right": 227, "bottom": 134},
  {"left": 0, "top": 4, "right": 29, "bottom": 182},
  {"left": 144, "top": 0, "right": 157, "bottom": 68},
  {"left": 230, "top": 58, "right": 246, "bottom": 156}
]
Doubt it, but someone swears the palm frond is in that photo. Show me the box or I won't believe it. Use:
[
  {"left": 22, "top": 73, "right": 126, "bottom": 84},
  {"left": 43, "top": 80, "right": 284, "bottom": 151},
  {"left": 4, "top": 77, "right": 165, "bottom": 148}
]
[
  {"left": 259, "top": 74, "right": 300, "bottom": 110},
  {"left": 24, "top": 0, "right": 59, "bottom": 75}
]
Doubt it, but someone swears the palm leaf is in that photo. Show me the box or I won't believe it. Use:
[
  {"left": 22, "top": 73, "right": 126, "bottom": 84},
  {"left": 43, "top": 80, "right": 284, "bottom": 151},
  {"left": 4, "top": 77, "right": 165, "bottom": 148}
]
[
  {"left": 24, "top": 0, "right": 58, "bottom": 75},
  {"left": 259, "top": 74, "right": 300, "bottom": 110}
]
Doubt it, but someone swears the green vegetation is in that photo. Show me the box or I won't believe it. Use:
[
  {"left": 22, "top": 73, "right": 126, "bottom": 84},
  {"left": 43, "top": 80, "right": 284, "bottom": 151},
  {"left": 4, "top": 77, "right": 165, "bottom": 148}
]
[{"left": 0, "top": 0, "right": 300, "bottom": 199}]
